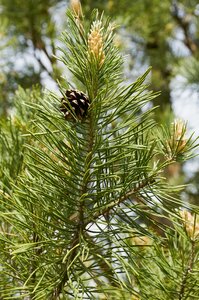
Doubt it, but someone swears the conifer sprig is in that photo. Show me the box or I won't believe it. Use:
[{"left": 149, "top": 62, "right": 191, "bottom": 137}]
[{"left": 0, "top": 5, "right": 199, "bottom": 300}]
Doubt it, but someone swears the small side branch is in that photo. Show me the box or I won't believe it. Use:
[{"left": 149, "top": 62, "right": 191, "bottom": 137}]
[
  {"left": 178, "top": 240, "right": 195, "bottom": 300},
  {"left": 85, "top": 233, "right": 119, "bottom": 287},
  {"left": 85, "top": 178, "right": 154, "bottom": 226}
]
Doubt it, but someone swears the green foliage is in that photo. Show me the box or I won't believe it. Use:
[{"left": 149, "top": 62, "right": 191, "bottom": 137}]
[
  {"left": 0, "top": 0, "right": 58, "bottom": 43},
  {"left": 82, "top": 0, "right": 199, "bottom": 111},
  {"left": 1, "top": 0, "right": 199, "bottom": 117},
  {"left": 178, "top": 57, "right": 199, "bottom": 92},
  {"left": 0, "top": 0, "right": 64, "bottom": 116},
  {"left": 0, "top": 86, "right": 41, "bottom": 191},
  {"left": 131, "top": 223, "right": 199, "bottom": 300},
  {"left": 0, "top": 5, "right": 199, "bottom": 300}
]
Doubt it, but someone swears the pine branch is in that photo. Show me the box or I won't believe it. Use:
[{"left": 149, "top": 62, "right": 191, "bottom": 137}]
[
  {"left": 84, "top": 177, "right": 155, "bottom": 226},
  {"left": 51, "top": 231, "right": 80, "bottom": 299},
  {"left": 85, "top": 233, "right": 119, "bottom": 287},
  {"left": 33, "top": 49, "right": 53, "bottom": 79},
  {"left": 172, "top": 1, "right": 198, "bottom": 55},
  {"left": 1, "top": 5, "right": 198, "bottom": 299},
  {"left": 178, "top": 240, "right": 196, "bottom": 300},
  {"left": 51, "top": 92, "right": 97, "bottom": 299}
]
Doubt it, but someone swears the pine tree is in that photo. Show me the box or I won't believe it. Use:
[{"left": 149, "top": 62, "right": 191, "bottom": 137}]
[
  {"left": 0, "top": 3, "right": 199, "bottom": 299},
  {"left": 0, "top": 0, "right": 64, "bottom": 117}
]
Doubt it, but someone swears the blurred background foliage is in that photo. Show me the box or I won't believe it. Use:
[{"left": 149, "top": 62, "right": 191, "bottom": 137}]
[{"left": 0, "top": 0, "right": 199, "bottom": 203}]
